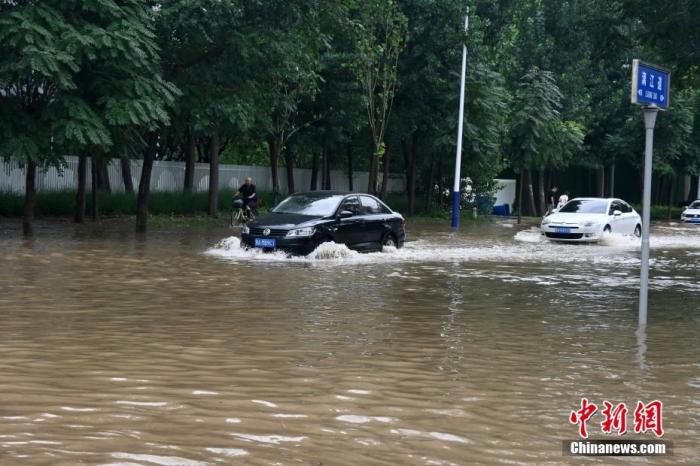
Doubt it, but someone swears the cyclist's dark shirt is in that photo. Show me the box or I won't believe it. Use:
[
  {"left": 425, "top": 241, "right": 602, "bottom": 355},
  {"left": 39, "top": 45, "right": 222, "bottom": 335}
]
[{"left": 239, "top": 183, "right": 256, "bottom": 206}]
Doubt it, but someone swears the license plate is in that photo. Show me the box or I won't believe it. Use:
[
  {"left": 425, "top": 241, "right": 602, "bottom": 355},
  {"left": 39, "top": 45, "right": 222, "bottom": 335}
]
[
  {"left": 554, "top": 227, "right": 572, "bottom": 233},
  {"left": 254, "top": 238, "right": 276, "bottom": 248}
]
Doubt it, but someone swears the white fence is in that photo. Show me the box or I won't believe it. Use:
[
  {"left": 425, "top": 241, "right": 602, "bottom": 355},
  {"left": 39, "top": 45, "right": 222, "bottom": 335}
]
[{"left": 0, "top": 156, "right": 405, "bottom": 195}]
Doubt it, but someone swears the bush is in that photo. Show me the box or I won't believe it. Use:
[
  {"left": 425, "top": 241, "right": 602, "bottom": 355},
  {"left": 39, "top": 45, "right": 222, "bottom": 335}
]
[{"left": 1, "top": 189, "right": 251, "bottom": 217}]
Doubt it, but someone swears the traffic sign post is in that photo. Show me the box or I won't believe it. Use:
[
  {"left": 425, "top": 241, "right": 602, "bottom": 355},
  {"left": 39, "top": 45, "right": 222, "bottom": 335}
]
[
  {"left": 631, "top": 59, "right": 670, "bottom": 328},
  {"left": 631, "top": 60, "right": 670, "bottom": 109}
]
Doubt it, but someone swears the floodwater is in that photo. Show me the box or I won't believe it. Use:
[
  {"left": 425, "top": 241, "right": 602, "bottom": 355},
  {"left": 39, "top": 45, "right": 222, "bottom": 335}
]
[{"left": 0, "top": 218, "right": 698, "bottom": 465}]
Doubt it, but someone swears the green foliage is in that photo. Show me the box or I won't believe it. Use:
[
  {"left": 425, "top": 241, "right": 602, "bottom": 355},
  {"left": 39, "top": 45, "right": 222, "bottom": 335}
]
[
  {"left": 0, "top": 0, "right": 177, "bottom": 168},
  {"left": 0, "top": 189, "right": 272, "bottom": 217},
  {"left": 510, "top": 67, "right": 581, "bottom": 169},
  {"left": 2, "top": 0, "right": 700, "bottom": 218}
]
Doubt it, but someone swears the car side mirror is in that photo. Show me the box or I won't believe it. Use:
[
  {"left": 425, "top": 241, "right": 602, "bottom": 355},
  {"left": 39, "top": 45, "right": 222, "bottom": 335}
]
[
  {"left": 338, "top": 210, "right": 354, "bottom": 218},
  {"left": 613, "top": 210, "right": 622, "bottom": 216}
]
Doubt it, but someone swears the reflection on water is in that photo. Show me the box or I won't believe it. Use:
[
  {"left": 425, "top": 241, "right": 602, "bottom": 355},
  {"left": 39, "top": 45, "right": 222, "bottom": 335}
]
[{"left": 0, "top": 219, "right": 698, "bottom": 464}]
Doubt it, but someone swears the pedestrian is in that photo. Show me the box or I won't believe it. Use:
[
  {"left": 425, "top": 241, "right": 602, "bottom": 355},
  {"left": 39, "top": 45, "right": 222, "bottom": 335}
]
[
  {"left": 557, "top": 191, "right": 569, "bottom": 210},
  {"left": 548, "top": 185, "right": 559, "bottom": 213}
]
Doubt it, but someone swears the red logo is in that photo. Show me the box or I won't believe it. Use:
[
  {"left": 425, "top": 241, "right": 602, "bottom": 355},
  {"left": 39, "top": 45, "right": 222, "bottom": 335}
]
[
  {"left": 601, "top": 401, "right": 628, "bottom": 435},
  {"left": 570, "top": 399, "right": 664, "bottom": 438},
  {"left": 633, "top": 400, "right": 664, "bottom": 437},
  {"left": 569, "top": 398, "right": 598, "bottom": 438}
]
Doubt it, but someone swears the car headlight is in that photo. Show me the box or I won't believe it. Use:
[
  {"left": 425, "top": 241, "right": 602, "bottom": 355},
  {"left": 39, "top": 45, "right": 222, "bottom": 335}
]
[
  {"left": 541, "top": 218, "right": 551, "bottom": 226},
  {"left": 285, "top": 227, "right": 316, "bottom": 238},
  {"left": 241, "top": 225, "right": 249, "bottom": 234}
]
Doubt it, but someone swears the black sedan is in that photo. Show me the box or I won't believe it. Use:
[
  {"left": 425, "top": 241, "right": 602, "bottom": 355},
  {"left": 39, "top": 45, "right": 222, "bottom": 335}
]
[{"left": 240, "top": 191, "right": 406, "bottom": 255}]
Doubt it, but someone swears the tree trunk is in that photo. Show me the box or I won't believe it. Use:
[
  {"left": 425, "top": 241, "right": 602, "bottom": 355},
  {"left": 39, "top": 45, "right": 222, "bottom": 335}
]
[
  {"left": 403, "top": 133, "right": 418, "bottom": 215},
  {"left": 74, "top": 152, "right": 87, "bottom": 223},
  {"left": 609, "top": 163, "right": 615, "bottom": 197},
  {"left": 367, "top": 144, "right": 377, "bottom": 194},
  {"left": 437, "top": 157, "right": 444, "bottom": 209},
  {"left": 22, "top": 158, "right": 37, "bottom": 237},
  {"left": 310, "top": 147, "right": 319, "bottom": 191},
  {"left": 690, "top": 176, "right": 698, "bottom": 203},
  {"left": 323, "top": 146, "right": 332, "bottom": 190},
  {"left": 426, "top": 152, "right": 435, "bottom": 211},
  {"left": 380, "top": 145, "right": 389, "bottom": 199},
  {"left": 401, "top": 139, "right": 415, "bottom": 215},
  {"left": 597, "top": 166, "right": 605, "bottom": 197},
  {"left": 120, "top": 156, "right": 134, "bottom": 194},
  {"left": 267, "top": 134, "right": 280, "bottom": 204},
  {"left": 667, "top": 174, "right": 675, "bottom": 222},
  {"left": 346, "top": 143, "right": 353, "bottom": 191},
  {"left": 284, "top": 138, "right": 295, "bottom": 194},
  {"left": 371, "top": 146, "right": 380, "bottom": 194},
  {"left": 654, "top": 174, "right": 663, "bottom": 205},
  {"left": 184, "top": 130, "right": 195, "bottom": 192},
  {"left": 310, "top": 133, "right": 326, "bottom": 191},
  {"left": 682, "top": 175, "right": 691, "bottom": 202},
  {"left": 537, "top": 167, "right": 546, "bottom": 215},
  {"left": 547, "top": 168, "right": 555, "bottom": 194},
  {"left": 517, "top": 169, "right": 524, "bottom": 224},
  {"left": 525, "top": 168, "right": 537, "bottom": 217},
  {"left": 97, "top": 158, "right": 111, "bottom": 193},
  {"left": 208, "top": 129, "right": 220, "bottom": 216},
  {"left": 409, "top": 138, "right": 418, "bottom": 215},
  {"left": 90, "top": 156, "right": 99, "bottom": 221},
  {"left": 136, "top": 133, "right": 158, "bottom": 233}
]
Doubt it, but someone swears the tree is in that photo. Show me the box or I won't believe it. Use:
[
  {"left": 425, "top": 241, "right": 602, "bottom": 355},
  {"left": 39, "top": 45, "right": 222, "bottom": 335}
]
[
  {"left": 352, "top": 0, "right": 407, "bottom": 195},
  {"left": 0, "top": 1, "right": 176, "bottom": 234},
  {"left": 509, "top": 68, "right": 582, "bottom": 215},
  {"left": 156, "top": 0, "right": 256, "bottom": 217}
]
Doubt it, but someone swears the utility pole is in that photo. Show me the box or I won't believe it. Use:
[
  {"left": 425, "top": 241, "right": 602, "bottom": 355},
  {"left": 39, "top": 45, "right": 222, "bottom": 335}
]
[{"left": 451, "top": 10, "right": 468, "bottom": 231}]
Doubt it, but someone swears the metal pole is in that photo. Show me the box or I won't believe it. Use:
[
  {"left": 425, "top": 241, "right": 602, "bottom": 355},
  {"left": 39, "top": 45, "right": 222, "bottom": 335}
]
[
  {"left": 638, "top": 107, "right": 658, "bottom": 328},
  {"left": 697, "top": 169, "right": 700, "bottom": 200},
  {"left": 451, "top": 11, "right": 468, "bottom": 231}
]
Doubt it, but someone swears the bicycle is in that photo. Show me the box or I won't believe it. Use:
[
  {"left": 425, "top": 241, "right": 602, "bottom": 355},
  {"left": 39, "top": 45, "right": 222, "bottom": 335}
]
[{"left": 231, "top": 199, "right": 256, "bottom": 227}]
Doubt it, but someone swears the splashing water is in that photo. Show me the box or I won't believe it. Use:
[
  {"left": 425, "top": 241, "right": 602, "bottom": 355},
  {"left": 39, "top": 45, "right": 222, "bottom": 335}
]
[
  {"left": 205, "top": 224, "right": 700, "bottom": 272},
  {"left": 307, "top": 241, "right": 359, "bottom": 260}
]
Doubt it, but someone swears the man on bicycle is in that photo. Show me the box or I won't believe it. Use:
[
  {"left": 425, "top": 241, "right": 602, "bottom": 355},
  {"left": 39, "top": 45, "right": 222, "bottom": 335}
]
[{"left": 234, "top": 177, "right": 257, "bottom": 216}]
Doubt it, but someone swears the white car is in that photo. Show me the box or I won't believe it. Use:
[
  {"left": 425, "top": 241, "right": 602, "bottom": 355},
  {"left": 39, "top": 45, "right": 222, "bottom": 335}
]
[
  {"left": 680, "top": 200, "right": 700, "bottom": 224},
  {"left": 541, "top": 197, "right": 642, "bottom": 242}
]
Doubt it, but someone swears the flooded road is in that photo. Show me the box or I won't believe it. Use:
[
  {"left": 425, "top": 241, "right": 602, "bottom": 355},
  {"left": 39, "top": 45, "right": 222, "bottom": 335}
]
[{"left": 0, "top": 219, "right": 698, "bottom": 465}]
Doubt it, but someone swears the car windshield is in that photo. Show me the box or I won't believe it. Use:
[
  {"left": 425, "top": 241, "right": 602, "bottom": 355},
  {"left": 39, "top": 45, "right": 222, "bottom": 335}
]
[
  {"left": 272, "top": 193, "right": 344, "bottom": 216},
  {"left": 690, "top": 201, "right": 700, "bottom": 209},
  {"left": 558, "top": 199, "right": 608, "bottom": 214}
]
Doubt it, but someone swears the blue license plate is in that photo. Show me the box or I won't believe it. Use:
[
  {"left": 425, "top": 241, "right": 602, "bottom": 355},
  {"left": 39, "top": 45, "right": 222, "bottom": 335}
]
[
  {"left": 254, "top": 238, "right": 276, "bottom": 248},
  {"left": 555, "top": 227, "right": 572, "bottom": 234}
]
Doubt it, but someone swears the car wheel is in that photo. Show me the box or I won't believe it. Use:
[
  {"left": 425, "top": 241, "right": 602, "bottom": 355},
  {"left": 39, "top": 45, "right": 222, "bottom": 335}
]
[
  {"left": 603, "top": 225, "right": 611, "bottom": 234},
  {"left": 380, "top": 233, "right": 397, "bottom": 252},
  {"left": 634, "top": 224, "right": 642, "bottom": 237}
]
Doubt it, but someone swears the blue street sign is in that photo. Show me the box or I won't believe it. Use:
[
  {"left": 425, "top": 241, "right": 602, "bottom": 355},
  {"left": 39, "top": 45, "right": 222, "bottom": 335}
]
[{"left": 631, "top": 59, "right": 670, "bottom": 109}]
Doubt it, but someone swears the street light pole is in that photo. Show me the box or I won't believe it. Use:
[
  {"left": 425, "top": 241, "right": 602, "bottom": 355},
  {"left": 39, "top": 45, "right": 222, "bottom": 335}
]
[
  {"left": 638, "top": 107, "right": 658, "bottom": 328},
  {"left": 451, "top": 10, "right": 468, "bottom": 231}
]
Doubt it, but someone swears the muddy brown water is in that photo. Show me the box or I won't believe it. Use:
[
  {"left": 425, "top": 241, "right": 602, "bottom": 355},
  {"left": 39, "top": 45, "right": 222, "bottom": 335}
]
[{"left": 0, "top": 218, "right": 698, "bottom": 465}]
